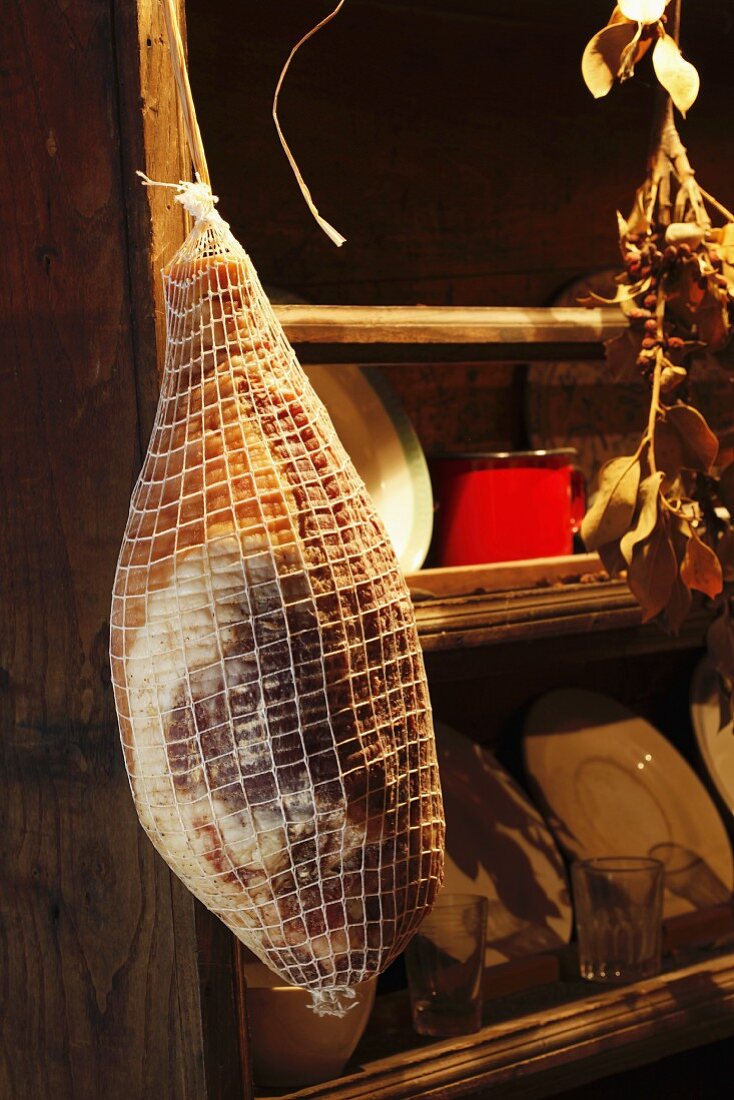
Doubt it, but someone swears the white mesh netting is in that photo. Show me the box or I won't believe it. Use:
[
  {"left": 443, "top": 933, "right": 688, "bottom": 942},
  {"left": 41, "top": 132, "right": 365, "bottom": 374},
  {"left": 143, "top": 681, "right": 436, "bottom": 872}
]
[{"left": 110, "top": 182, "right": 445, "bottom": 1016}]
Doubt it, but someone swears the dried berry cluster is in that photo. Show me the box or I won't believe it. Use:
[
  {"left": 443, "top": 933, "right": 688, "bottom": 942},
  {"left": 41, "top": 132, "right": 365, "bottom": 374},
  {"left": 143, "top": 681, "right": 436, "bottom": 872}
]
[
  {"left": 580, "top": 1, "right": 734, "bottom": 722},
  {"left": 622, "top": 228, "right": 716, "bottom": 386},
  {"left": 580, "top": 147, "right": 734, "bottom": 635}
]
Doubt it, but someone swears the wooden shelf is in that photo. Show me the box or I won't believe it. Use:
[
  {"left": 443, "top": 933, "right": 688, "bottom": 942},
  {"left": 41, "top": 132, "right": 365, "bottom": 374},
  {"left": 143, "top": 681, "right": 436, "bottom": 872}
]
[
  {"left": 276, "top": 305, "right": 625, "bottom": 363},
  {"left": 272, "top": 307, "right": 714, "bottom": 660},
  {"left": 402, "top": 555, "right": 711, "bottom": 660},
  {"left": 412, "top": 580, "right": 711, "bottom": 659},
  {"left": 264, "top": 949, "right": 734, "bottom": 1100}
]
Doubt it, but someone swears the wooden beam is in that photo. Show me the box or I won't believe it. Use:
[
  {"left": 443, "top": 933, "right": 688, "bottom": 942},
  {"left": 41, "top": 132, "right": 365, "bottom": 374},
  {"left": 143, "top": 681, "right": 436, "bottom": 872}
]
[
  {"left": 0, "top": 1, "right": 207, "bottom": 1096},
  {"left": 275, "top": 305, "right": 626, "bottom": 362},
  {"left": 276, "top": 305, "right": 625, "bottom": 346},
  {"left": 402, "top": 559, "right": 712, "bottom": 657},
  {"left": 417, "top": 591, "right": 709, "bottom": 662},
  {"left": 406, "top": 553, "right": 603, "bottom": 598},
  {"left": 279, "top": 953, "right": 734, "bottom": 1100}
]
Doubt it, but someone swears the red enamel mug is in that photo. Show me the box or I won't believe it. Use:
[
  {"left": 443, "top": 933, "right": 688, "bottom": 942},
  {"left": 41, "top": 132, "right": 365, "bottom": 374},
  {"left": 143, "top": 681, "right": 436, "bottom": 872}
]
[{"left": 429, "top": 449, "right": 586, "bottom": 567}]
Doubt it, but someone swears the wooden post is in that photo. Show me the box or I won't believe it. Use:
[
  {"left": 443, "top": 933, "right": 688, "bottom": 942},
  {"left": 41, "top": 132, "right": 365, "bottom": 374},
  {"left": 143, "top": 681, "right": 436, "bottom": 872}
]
[{"left": 0, "top": 1, "right": 225, "bottom": 1095}]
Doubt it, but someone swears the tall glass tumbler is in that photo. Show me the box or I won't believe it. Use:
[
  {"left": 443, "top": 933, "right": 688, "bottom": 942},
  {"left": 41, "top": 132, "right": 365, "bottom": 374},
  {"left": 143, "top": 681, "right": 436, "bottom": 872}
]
[
  {"left": 404, "top": 893, "right": 488, "bottom": 1037},
  {"left": 572, "top": 857, "right": 664, "bottom": 984}
]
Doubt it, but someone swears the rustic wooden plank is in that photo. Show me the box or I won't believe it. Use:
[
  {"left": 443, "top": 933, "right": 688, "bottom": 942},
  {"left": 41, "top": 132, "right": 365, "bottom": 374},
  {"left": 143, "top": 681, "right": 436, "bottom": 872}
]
[
  {"left": 407, "top": 573, "right": 713, "bottom": 655},
  {"left": 114, "top": 2, "right": 249, "bottom": 1093},
  {"left": 113, "top": 0, "right": 191, "bottom": 431},
  {"left": 188, "top": 1, "right": 733, "bottom": 311},
  {"left": 292, "top": 343, "right": 614, "bottom": 364},
  {"left": 413, "top": 579, "right": 639, "bottom": 650},
  {"left": 269, "top": 953, "right": 734, "bottom": 1100},
  {"left": 276, "top": 305, "right": 624, "bottom": 346},
  {"left": 0, "top": 1, "right": 206, "bottom": 1096},
  {"left": 278, "top": 305, "right": 625, "bottom": 363},
  {"left": 406, "top": 554, "right": 603, "bottom": 599},
  {"left": 196, "top": 905, "right": 251, "bottom": 1100}
]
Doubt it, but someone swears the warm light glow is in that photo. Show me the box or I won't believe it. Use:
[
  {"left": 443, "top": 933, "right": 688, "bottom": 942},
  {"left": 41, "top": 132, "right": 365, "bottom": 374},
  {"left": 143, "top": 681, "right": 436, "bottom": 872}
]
[{"left": 618, "top": 0, "right": 666, "bottom": 25}]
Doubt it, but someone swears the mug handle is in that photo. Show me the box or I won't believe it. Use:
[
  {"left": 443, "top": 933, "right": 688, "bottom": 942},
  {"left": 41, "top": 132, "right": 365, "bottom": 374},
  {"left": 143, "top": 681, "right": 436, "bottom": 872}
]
[{"left": 570, "top": 467, "right": 587, "bottom": 535}]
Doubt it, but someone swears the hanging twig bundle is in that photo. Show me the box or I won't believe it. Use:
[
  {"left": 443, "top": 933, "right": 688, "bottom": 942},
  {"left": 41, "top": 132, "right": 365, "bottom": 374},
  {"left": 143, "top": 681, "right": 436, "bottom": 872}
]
[{"left": 579, "top": 0, "right": 734, "bottom": 709}]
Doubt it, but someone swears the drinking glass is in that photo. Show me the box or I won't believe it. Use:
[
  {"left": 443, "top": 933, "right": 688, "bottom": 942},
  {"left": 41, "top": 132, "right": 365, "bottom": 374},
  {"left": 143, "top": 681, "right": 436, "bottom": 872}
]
[
  {"left": 404, "top": 893, "right": 488, "bottom": 1037},
  {"left": 571, "top": 857, "right": 664, "bottom": 983}
]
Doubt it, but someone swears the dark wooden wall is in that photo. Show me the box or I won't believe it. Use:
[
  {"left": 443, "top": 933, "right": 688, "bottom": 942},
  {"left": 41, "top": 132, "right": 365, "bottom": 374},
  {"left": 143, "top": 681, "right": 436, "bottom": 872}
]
[
  {"left": 0, "top": 2, "right": 209, "bottom": 1096},
  {"left": 186, "top": 0, "right": 734, "bottom": 456},
  {"left": 187, "top": 0, "right": 734, "bottom": 308}
]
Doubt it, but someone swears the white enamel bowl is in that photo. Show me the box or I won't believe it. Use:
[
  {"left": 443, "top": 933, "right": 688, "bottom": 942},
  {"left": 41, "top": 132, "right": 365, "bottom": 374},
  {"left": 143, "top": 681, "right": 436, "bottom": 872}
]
[{"left": 243, "top": 962, "right": 377, "bottom": 1088}]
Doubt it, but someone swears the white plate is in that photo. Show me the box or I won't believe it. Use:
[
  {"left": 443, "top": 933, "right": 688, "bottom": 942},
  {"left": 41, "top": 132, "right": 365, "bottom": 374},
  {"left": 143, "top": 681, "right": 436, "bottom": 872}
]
[
  {"left": 435, "top": 721, "right": 572, "bottom": 965},
  {"left": 305, "top": 364, "right": 433, "bottom": 573},
  {"left": 523, "top": 689, "right": 734, "bottom": 917},
  {"left": 691, "top": 655, "right": 734, "bottom": 818}
]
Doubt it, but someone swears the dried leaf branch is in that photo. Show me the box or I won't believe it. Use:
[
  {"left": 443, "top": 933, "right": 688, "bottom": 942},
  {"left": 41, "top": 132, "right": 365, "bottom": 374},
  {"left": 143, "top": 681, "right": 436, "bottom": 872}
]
[
  {"left": 580, "top": 2, "right": 734, "bottom": 640},
  {"left": 582, "top": 0, "right": 699, "bottom": 115}
]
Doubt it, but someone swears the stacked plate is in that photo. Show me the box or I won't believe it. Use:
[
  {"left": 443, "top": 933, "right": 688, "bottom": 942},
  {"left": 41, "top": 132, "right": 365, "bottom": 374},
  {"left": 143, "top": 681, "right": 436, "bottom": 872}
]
[{"left": 522, "top": 689, "right": 734, "bottom": 917}]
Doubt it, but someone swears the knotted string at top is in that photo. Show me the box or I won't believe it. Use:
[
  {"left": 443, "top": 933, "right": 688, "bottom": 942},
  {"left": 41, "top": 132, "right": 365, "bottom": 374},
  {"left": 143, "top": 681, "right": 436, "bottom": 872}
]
[{"left": 137, "top": 172, "right": 229, "bottom": 232}]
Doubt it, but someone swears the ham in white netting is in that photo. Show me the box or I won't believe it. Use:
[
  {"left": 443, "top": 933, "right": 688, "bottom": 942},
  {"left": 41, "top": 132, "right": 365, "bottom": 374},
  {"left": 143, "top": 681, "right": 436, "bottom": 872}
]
[{"left": 109, "top": 181, "right": 445, "bottom": 1016}]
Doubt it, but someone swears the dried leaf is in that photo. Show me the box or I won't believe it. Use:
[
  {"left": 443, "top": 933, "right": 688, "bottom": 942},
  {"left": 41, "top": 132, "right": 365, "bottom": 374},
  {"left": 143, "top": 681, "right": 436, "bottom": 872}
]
[
  {"left": 660, "top": 362, "right": 688, "bottom": 393},
  {"left": 616, "top": 210, "right": 630, "bottom": 241},
  {"left": 663, "top": 262, "right": 704, "bottom": 328},
  {"left": 620, "top": 471, "right": 664, "bottom": 565},
  {"left": 618, "top": 23, "right": 643, "bottom": 82},
  {"left": 665, "top": 404, "right": 719, "bottom": 472},
  {"left": 653, "top": 419, "right": 683, "bottom": 482},
  {"left": 604, "top": 330, "right": 643, "bottom": 380},
  {"left": 694, "top": 290, "right": 730, "bottom": 352},
  {"left": 582, "top": 22, "right": 638, "bottom": 98},
  {"left": 618, "top": 0, "right": 666, "bottom": 22},
  {"left": 598, "top": 538, "right": 627, "bottom": 577},
  {"left": 652, "top": 34, "right": 700, "bottom": 116},
  {"left": 627, "top": 185, "right": 651, "bottom": 237},
  {"left": 669, "top": 509, "right": 692, "bottom": 555},
  {"left": 580, "top": 277, "right": 651, "bottom": 306},
  {"left": 680, "top": 529, "right": 724, "bottom": 599},
  {"left": 627, "top": 519, "right": 678, "bottom": 622},
  {"left": 581, "top": 455, "right": 642, "bottom": 551},
  {"left": 716, "top": 222, "right": 734, "bottom": 266},
  {"left": 664, "top": 575, "right": 693, "bottom": 635},
  {"left": 608, "top": 6, "right": 628, "bottom": 26},
  {"left": 716, "top": 428, "right": 734, "bottom": 472}
]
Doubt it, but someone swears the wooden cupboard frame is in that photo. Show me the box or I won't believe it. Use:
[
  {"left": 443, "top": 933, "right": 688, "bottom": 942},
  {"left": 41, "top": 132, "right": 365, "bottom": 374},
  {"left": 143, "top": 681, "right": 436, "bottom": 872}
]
[{"left": 3, "top": 4, "right": 730, "bottom": 1096}]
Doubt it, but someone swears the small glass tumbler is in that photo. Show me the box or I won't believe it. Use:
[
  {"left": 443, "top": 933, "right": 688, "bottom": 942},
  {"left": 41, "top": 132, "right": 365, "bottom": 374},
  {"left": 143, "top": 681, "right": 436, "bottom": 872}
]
[
  {"left": 572, "top": 857, "right": 664, "bottom": 984},
  {"left": 404, "top": 893, "right": 488, "bottom": 1037}
]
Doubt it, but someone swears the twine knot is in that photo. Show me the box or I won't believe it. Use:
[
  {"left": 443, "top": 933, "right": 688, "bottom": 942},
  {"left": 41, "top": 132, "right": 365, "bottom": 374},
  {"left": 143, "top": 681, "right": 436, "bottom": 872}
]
[
  {"left": 308, "top": 986, "right": 358, "bottom": 1018},
  {"left": 137, "top": 172, "right": 227, "bottom": 229}
]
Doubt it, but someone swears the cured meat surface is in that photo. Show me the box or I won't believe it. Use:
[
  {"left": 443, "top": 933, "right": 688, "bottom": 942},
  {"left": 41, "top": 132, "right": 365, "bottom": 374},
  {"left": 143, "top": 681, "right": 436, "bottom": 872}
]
[{"left": 110, "top": 198, "right": 444, "bottom": 1014}]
